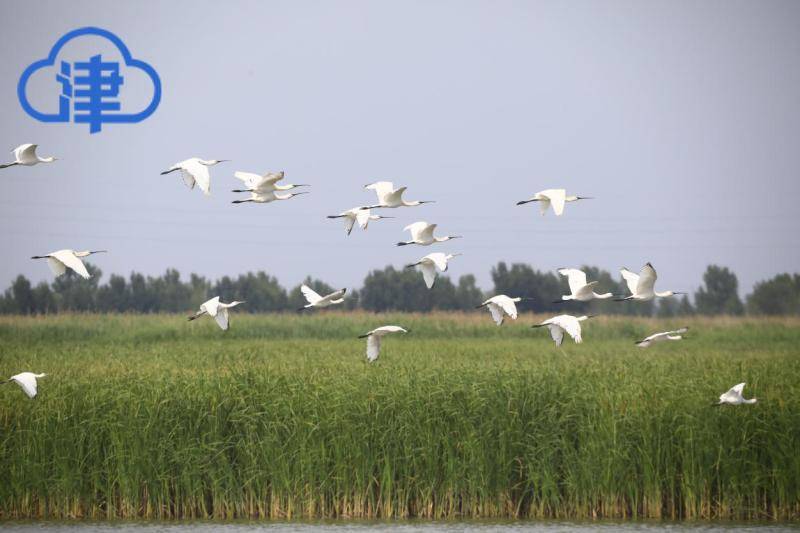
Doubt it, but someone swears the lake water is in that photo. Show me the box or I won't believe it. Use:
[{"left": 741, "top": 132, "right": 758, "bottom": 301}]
[{"left": 1, "top": 522, "right": 797, "bottom": 533}]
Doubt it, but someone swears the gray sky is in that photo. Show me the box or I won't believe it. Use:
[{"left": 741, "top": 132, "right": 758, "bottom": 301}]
[{"left": 1, "top": 0, "right": 799, "bottom": 296}]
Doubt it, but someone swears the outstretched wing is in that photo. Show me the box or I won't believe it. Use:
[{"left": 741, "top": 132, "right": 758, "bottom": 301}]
[
  {"left": 365, "top": 181, "right": 395, "bottom": 203},
  {"left": 51, "top": 250, "right": 90, "bottom": 279},
  {"left": 301, "top": 284, "right": 322, "bottom": 304},
  {"left": 427, "top": 253, "right": 448, "bottom": 272},
  {"left": 636, "top": 263, "right": 657, "bottom": 294},
  {"left": 419, "top": 262, "right": 436, "bottom": 289},
  {"left": 343, "top": 215, "right": 356, "bottom": 235},
  {"left": 730, "top": 382, "right": 746, "bottom": 395},
  {"left": 487, "top": 303, "right": 504, "bottom": 326},
  {"left": 620, "top": 268, "right": 639, "bottom": 295},
  {"left": 11, "top": 374, "right": 38, "bottom": 398},
  {"left": 366, "top": 335, "right": 381, "bottom": 362},
  {"left": 547, "top": 189, "right": 567, "bottom": 216},
  {"left": 404, "top": 221, "right": 430, "bottom": 240},
  {"left": 214, "top": 308, "right": 230, "bottom": 330},
  {"left": 548, "top": 324, "right": 565, "bottom": 347},
  {"left": 355, "top": 209, "right": 371, "bottom": 229},
  {"left": 200, "top": 296, "right": 221, "bottom": 317},
  {"left": 233, "top": 171, "right": 263, "bottom": 188},
  {"left": 185, "top": 160, "right": 211, "bottom": 195},
  {"left": 553, "top": 315, "right": 582, "bottom": 343},
  {"left": 46, "top": 257, "right": 67, "bottom": 277},
  {"left": 558, "top": 268, "right": 587, "bottom": 294},
  {"left": 496, "top": 297, "right": 518, "bottom": 320}
]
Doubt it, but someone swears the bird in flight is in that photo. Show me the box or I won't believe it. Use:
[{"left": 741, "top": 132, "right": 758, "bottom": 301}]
[
  {"left": 713, "top": 382, "right": 757, "bottom": 406},
  {"left": 532, "top": 314, "right": 594, "bottom": 346},
  {"left": 327, "top": 207, "right": 393, "bottom": 235},
  {"left": 555, "top": 268, "right": 613, "bottom": 303},
  {"left": 31, "top": 249, "right": 106, "bottom": 279},
  {"left": 359, "top": 326, "right": 408, "bottom": 362},
  {"left": 232, "top": 190, "right": 308, "bottom": 204},
  {"left": 406, "top": 252, "right": 461, "bottom": 289},
  {"left": 188, "top": 296, "right": 246, "bottom": 331},
  {"left": 397, "top": 221, "right": 461, "bottom": 246},
  {"left": 364, "top": 181, "right": 434, "bottom": 208},
  {"left": 299, "top": 285, "right": 347, "bottom": 311},
  {"left": 3, "top": 372, "right": 47, "bottom": 399},
  {"left": 516, "top": 189, "right": 591, "bottom": 216},
  {"left": 232, "top": 170, "right": 308, "bottom": 193},
  {"left": 635, "top": 327, "right": 689, "bottom": 348},
  {"left": 0, "top": 144, "right": 57, "bottom": 169},
  {"left": 617, "top": 263, "right": 684, "bottom": 302},
  {"left": 477, "top": 295, "right": 531, "bottom": 326},
  {"left": 161, "top": 158, "right": 228, "bottom": 196}
]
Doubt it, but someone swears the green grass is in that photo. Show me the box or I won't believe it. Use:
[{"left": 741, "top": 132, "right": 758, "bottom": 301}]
[{"left": 0, "top": 313, "right": 798, "bottom": 521}]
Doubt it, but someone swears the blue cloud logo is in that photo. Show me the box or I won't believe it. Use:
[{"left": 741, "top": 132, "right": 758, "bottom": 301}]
[{"left": 18, "top": 27, "right": 161, "bottom": 133}]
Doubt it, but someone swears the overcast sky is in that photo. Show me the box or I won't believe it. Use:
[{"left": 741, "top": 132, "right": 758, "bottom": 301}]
[{"left": 1, "top": 0, "right": 798, "bottom": 296}]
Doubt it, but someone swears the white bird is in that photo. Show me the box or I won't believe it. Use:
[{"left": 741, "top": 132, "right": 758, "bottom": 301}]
[
  {"left": 31, "top": 249, "right": 106, "bottom": 279},
  {"left": 232, "top": 170, "right": 308, "bottom": 193},
  {"left": 516, "top": 189, "right": 591, "bottom": 216},
  {"left": 3, "top": 372, "right": 47, "bottom": 399},
  {"left": 405, "top": 252, "right": 461, "bottom": 289},
  {"left": 0, "top": 144, "right": 57, "bottom": 169},
  {"left": 327, "top": 207, "right": 393, "bottom": 236},
  {"left": 617, "top": 263, "right": 685, "bottom": 302},
  {"left": 532, "top": 314, "right": 594, "bottom": 346},
  {"left": 232, "top": 190, "right": 308, "bottom": 204},
  {"left": 160, "top": 158, "right": 228, "bottom": 196},
  {"left": 714, "top": 382, "right": 757, "bottom": 406},
  {"left": 364, "top": 181, "right": 434, "bottom": 208},
  {"left": 188, "top": 296, "right": 245, "bottom": 330},
  {"left": 397, "top": 221, "right": 461, "bottom": 246},
  {"left": 555, "top": 268, "right": 613, "bottom": 303},
  {"left": 635, "top": 327, "right": 689, "bottom": 348},
  {"left": 299, "top": 285, "right": 347, "bottom": 311},
  {"left": 358, "top": 326, "right": 408, "bottom": 362},
  {"left": 476, "top": 295, "right": 532, "bottom": 325}
]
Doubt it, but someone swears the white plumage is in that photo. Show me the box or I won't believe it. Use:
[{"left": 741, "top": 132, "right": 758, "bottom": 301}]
[
  {"left": 31, "top": 249, "right": 106, "bottom": 279},
  {"left": 532, "top": 314, "right": 594, "bottom": 346},
  {"left": 516, "top": 189, "right": 590, "bottom": 216},
  {"left": 359, "top": 326, "right": 408, "bottom": 362},
  {"left": 477, "top": 295, "right": 527, "bottom": 325},
  {"left": 233, "top": 170, "right": 308, "bottom": 193},
  {"left": 161, "top": 158, "right": 228, "bottom": 196},
  {"left": 556, "top": 268, "right": 613, "bottom": 302},
  {"left": 299, "top": 285, "right": 347, "bottom": 310},
  {"left": 635, "top": 327, "right": 689, "bottom": 348},
  {"left": 397, "top": 221, "right": 461, "bottom": 246},
  {"left": 364, "top": 181, "right": 434, "bottom": 208},
  {"left": 0, "top": 144, "right": 57, "bottom": 168},
  {"left": 327, "top": 207, "right": 393, "bottom": 235},
  {"left": 232, "top": 190, "right": 308, "bottom": 204},
  {"left": 618, "top": 263, "right": 684, "bottom": 302},
  {"left": 4, "top": 372, "right": 47, "bottom": 398},
  {"left": 188, "top": 297, "right": 246, "bottom": 330},
  {"left": 714, "top": 382, "right": 757, "bottom": 406},
  {"left": 406, "top": 253, "right": 460, "bottom": 289}
]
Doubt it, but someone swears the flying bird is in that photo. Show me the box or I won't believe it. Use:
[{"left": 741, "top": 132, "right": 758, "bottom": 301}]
[
  {"left": 397, "top": 221, "right": 461, "bottom": 246},
  {"left": 31, "top": 249, "right": 106, "bottom": 279},
  {"left": 1, "top": 144, "right": 57, "bottom": 169},
  {"left": 617, "top": 263, "right": 684, "bottom": 301},
  {"left": 3, "top": 372, "right": 47, "bottom": 399},
  {"left": 232, "top": 190, "right": 308, "bottom": 204},
  {"left": 477, "top": 295, "right": 531, "bottom": 325},
  {"left": 516, "top": 189, "right": 591, "bottom": 216},
  {"left": 405, "top": 252, "right": 461, "bottom": 289},
  {"left": 358, "top": 326, "right": 408, "bottom": 362},
  {"left": 232, "top": 170, "right": 308, "bottom": 193},
  {"left": 327, "top": 207, "right": 393, "bottom": 236},
  {"left": 161, "top": 158, "right": 228, "bottom": 196},
  {"left": 713, "top": 382, "right": 757, "bottom": 406},
  {"left": 555, "top": 268, "right": 613, "bottom": 303},
  {"left": 532, "top": 314, "right": 594, "bottom": 346},
  {"left": 364, "top": 181, "right": 434, "bottom": 208},
  {"left": 188, "top": 296, "right": 245, "bottom": 331},
  {"left": 299, "top": 285, "right": 347, "bottom": 311},
  {"left": 635, "top": 327, "right": 689, "bottom": 348}
]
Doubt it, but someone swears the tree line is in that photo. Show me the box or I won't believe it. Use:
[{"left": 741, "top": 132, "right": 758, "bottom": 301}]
[{"left": 0, "top": 262, "right": 797, "bottom": 316}]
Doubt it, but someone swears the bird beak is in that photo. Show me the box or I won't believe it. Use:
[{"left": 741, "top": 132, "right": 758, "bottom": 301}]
[
  {"left": 341, "top": 288, "right": 347, "bottom": 293},
  {"left": 419, "top": 200, "right": 436, "bottom": 204},
  {"left": 577, "top": 196, "right": 594, "bottom": 200},
  {"left": 91, "top": 250, "right": 108, "bottom": 254},
  {"left": 450, "top": 235, "right": 463, "bottom": 239}
]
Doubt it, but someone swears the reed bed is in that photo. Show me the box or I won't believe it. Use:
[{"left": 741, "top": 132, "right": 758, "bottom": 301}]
[{"left": 0, "top": 313, "right": 798, "bottom": 520}]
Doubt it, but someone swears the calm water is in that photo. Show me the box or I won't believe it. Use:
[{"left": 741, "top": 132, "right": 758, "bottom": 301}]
[{"left": 1, "top": 522, "right": 797, "bottom": 533}]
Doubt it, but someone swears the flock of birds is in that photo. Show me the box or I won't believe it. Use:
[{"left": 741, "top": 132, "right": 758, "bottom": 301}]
[{"left": 1, "top": 143, "right": 757, "bottom": 406}]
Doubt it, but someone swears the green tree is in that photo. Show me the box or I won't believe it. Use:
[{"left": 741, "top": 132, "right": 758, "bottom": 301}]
[
  {"left": 490, "top": 262, "right": 561, "bottom": 313},
  {"left": 10, "top": 275, "right": 35, "bottom": 314},
  {"left": 747, "top": 273, "right": 800, "bottom": 315},
  {"left": 694, "top": 265, "right": 744, "bottom": 315}
]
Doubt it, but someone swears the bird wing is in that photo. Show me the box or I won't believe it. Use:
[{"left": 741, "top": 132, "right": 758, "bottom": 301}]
[
  {"left": 620, "top": 268, "right": 640, "bottom": 295},
  {"left": 487, "top": 303, "right": 504, "bottom": 326},
  {"left": 46, "top": 257, "right": 67, "bottom": 277},
  {"left": 404, "top": 221, "right": 429, "bottom": 240},
  {"left": 51, "top": 250, "right": 90, "bottom": 279},
  {"left": 546, "top": 189, "right": 567, "bottom": 215},
  {"left": 355, "top": 209, "right": 371, "bottom": 229},
  {"left": 426, "top": 253, "right": 448, "bottom": 272},
  {"left": 214, "top": 308, "right": 230, "bottom": 330},
  {"left": 672, "top": 327, "right": 689, "bottom": 335},
  {"left": 366, "top": 335, "right": 381, "bottom": 362},
  {"left": 373, "top": 325, "right": 407, "bottom": 334},
  {"left": 201, "top": 296, "right": 221, "bottom": 317},
  {"left": 365, "top": 181, "right": 395, "bottom": 203},
  {"left": 636, "top": 263, "right": 658, "bottom": 294},
  {"left": 251, "top": 173, "right": 286, "bottom": 192},
  {"left": 184, "top": 160, "right": 211, "bottom": 195},
  {"left": 17, "top": 144, "right": 37, "bottom": 163},
  {"left": 496, "top": 297, "right": 518, "bottom": 320},
  {"left": 11, "top": 374, "right": 38, "bottom": 398},
  {"left": 179, "top": 167, "right": 196, "bottom": 190},
  {"left": 547, "top": 324, "right": 565, "bottom": 347},
  {"left": 419, "top": 223, "right": 436, "bottom": 241},
  {"left": 386, "top": 186, "right": 407, "bottom": 204},
  {"left": 233, "top": 171, "right": 263, "bottom": 188},
  {"left": 558, "top": 268, "right": 587, "bottom": 294},
  {"left": 301, "top": 285, "right": 322, "bottom": 304},
  {"left": 538, "top": 197, "right": 551, "bottom": 216},
  {"left": 553, "top": 315, "right": 582, "bottom": 343},
  {"left": 419, "top": 262, "right": 436, "bottom": 289},
  {"left": 343, "top": 215, "right": 357, "bottom": 235},
  {"left": 731, "top": 382, "right": 746, "bottom": 395}
]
